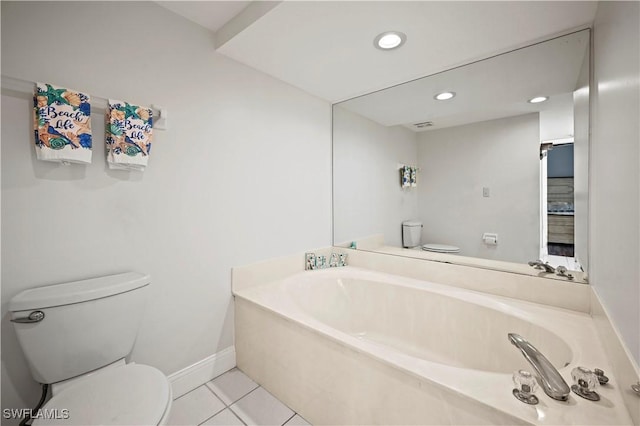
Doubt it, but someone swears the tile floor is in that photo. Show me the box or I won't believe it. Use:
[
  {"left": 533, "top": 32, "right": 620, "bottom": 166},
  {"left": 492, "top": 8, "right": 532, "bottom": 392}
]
[{"left": 168, "top": 368, "right": 311, "bottom": 426}]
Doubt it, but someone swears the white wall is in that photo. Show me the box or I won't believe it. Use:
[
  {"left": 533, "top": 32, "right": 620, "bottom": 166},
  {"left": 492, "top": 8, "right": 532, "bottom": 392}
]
[
  {"left": 0, "top": 1, "right": 331, "bottom": 418},
  {"left": 573, "top": 46, "right": 590, "bottom": 272},
  {"left": 417, "top": 114, "right": 540, "bottom": 263},
  {"left": 333, "top": 106, "right": 418, "bottom": 247},
  {"left": 539, "top": 93, "right": 574, "bottom": 141},
  {"left": 590, "top": 1, "right": 640, "bottom": 364}
]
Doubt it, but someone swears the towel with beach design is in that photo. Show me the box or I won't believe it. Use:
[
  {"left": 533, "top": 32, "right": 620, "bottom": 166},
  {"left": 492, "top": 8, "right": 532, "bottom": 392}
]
[
  {"left": 106, "top": 99, "right": 153, "bottom": 171},
  {"left": 33, "top": 82, "right": 92, "bottom": 164}
]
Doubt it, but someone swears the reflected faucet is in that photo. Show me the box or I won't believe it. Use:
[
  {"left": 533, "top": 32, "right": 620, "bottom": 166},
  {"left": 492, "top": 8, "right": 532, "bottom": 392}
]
[
  {"left": 508, "top": 333, "right": 570, "bottom": 401},
  {"left": 528, "top": 260, "right": 556, "bottom": 273}
]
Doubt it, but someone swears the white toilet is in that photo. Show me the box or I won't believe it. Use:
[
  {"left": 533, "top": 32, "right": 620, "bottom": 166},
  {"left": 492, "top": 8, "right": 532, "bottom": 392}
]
[
  {"left": 9, "top": 272, "right": 172, "bottom": 425},
  {"left": 402, "top": 220, "right": 461, "bottom": 253}
]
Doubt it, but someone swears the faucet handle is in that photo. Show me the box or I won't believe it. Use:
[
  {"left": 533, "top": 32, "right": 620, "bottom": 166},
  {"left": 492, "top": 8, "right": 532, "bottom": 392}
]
[
  {"left": 593, "top": 368, "right": 609, "bottom": 385},
  {"left": 528, "top": 260, "right": 544, "bottom": 269},
  {"left": 512, "top": 370, "right": 539, "bottom": 405},
  {"left": 571, "top": 367, "right": 600, "bottom": 401},
  {"left": 556, "top": 266, "right": 575, "bottom": 280}
]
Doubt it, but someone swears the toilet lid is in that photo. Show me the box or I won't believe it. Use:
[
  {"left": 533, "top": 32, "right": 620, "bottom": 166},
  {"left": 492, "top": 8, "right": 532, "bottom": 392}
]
[
  {"left": 33, "top": 364, "right": 171, "bottom": 426},
  {"left": 422, "top": 243, "right": 460, "bottom": 253}
]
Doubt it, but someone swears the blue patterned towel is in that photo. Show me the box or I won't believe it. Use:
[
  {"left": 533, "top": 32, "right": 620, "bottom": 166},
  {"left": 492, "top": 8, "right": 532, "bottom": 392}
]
[
  {"left": 106, "top": 99, "right": 153, "bottom": 171},
  {"left": 34, "top": 83, "right": 92, "bottom": 164}
]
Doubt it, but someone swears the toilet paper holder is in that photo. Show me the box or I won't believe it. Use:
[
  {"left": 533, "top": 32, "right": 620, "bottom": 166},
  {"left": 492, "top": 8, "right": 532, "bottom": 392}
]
[{"left": 482, "top": 233, "right": 498, "bottom": 245}]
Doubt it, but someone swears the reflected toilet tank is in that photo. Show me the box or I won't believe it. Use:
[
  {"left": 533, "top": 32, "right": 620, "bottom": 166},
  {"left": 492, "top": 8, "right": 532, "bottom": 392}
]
[{"left": 402, "top": 220, "right": 423, "bottom": 248}]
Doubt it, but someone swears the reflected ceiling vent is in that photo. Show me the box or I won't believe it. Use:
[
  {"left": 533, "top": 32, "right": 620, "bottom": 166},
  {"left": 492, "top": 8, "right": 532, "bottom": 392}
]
[{"left": 413, "top": 121, "right": 434, "bottom": 129}]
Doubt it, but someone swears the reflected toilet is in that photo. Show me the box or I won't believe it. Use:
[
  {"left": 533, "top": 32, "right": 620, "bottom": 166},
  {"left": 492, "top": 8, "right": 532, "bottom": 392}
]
[{"left": 402, "top": 220, "right": 461, "bottom": 254}]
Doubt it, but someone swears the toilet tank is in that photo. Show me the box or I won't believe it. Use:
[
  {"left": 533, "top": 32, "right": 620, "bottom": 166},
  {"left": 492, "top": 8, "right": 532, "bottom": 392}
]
[
  {"left": 9, "top": 272, "right": 150, "bottom": 384},
  {"left": 402, "top": 220, "right": 423, "bottom": 248}
]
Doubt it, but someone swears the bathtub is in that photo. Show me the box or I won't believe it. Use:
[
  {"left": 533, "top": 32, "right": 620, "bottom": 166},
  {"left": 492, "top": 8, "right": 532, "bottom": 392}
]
[{"left": 233, "top": 266, "right": 632, "bottom": 425}]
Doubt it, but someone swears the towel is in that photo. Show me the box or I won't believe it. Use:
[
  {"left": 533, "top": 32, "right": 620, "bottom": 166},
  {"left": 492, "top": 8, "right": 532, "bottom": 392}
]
[
  {"left": 33, "top": 83, "right": 92, "bottom": 164},
  {"left": 401, "top": 165, "right": 411, "bottom": 188},
  {"left": 106, "top": 99, "right": 153, "bottom": 171},
  {"left": 410, "top": 166, "right": 418, "bottom": 187}
]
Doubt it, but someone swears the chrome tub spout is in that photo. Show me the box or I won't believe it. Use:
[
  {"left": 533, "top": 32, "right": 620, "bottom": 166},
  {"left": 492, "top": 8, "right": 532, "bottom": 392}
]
[
  {"left": 508, "top": 333, "right": 570, "bottom": 401},
  {"left": 528, "top": 260, "right": 556, "bottom": 273}
]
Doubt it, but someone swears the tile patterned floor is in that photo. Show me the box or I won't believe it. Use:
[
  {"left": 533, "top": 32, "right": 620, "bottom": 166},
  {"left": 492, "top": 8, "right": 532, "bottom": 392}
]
[{"left": 168, "top": 368, "right": 311, "bottom": 426}]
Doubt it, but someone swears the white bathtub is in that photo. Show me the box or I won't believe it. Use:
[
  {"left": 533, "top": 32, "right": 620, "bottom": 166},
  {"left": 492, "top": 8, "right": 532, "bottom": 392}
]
[{"left": 234, "top": 266, "right": 632, "bottom": 425}]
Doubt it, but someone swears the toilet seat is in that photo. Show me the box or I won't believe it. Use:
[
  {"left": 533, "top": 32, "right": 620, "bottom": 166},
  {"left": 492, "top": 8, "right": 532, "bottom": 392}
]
[
  {"left": 422, "top": 243, "right": 460, "bottom": 253},
  {"left": 34, "top": 364, "right": 171, "bottom": 426}
]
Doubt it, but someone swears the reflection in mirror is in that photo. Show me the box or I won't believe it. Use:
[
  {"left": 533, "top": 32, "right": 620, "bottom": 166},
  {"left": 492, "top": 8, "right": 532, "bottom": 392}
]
[{"left": 333, "top": 30, "right": 590, "bottom": 280}]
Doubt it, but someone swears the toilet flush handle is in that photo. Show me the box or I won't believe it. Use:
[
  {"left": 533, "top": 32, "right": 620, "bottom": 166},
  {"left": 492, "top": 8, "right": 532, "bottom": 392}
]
[{"left": 11, "top": 310, "right": 45, "bottom": 323}]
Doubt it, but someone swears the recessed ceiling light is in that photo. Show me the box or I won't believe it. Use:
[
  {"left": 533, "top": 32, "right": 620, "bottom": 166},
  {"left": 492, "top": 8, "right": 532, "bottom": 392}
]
[
  {"left": 528, "top": 96, "right": 548, "bottom": 104},
  {"left": 374, "top": 31, "right": 406, "bottom": 50},
  {"left": 434, "top": 92, "right": 456, "bottom": 101}
]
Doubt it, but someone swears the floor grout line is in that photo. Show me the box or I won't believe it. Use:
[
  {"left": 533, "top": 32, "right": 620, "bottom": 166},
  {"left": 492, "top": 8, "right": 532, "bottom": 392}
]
[
  {"left": 228, "top": 384, "right": 262, "bottom": 408},
  {"left": 173, "top": 365, "right": 237, "bottom": 402},
  {"left": 201, "top": 384, "right": 227, "bottom": 406},
  {"left": 227, "top": 405, "right": 248, "bottom": 426},
  {"left": 196, "top": 392, "right": 226, "bottom": 425},
  {"left": 229, "top": 407, "right": 246, "bottom": 426},
  {"left": 172, "top": 370, "right": 302, "bottom": 426},
  {"left": 281, "top": 412, "right": 297, "bottom": 426},
  {"left": 205, "top": 369, "right": 261, "bottom": 407},
  {"left": 211, "top": 366, "right": 236, "bottom": 381},
  {"left": 196, "top": 405, "right": 226, "bottom": 426},
  {"left": 172, "top": 383, "right": 206, "bottom": 402}
]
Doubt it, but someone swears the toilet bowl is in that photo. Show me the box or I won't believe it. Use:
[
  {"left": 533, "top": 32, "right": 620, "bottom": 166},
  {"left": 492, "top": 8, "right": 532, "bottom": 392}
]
[
  {"left": 10, "top": 272, "right": 172, "bottom": 426},
  {"left": 402, "top": 220, "right": 460, "bottom": 254},
  {"left": 34, "top": 363, "right": 172, "bottom": 426},
  {"left": 422, "top": 243, "right": 461, "bottom": 253}
]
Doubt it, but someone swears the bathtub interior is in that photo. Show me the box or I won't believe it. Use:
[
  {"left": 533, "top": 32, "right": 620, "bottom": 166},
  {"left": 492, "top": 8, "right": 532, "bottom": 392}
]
[{"left": 288, "top": 276, "right": 573, "bottom": 374}]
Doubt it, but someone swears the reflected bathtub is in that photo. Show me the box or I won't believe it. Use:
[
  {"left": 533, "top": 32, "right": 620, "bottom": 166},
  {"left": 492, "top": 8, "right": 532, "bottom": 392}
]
[{"left": 234, "top": 267, "right": 629, "bottom": 425}]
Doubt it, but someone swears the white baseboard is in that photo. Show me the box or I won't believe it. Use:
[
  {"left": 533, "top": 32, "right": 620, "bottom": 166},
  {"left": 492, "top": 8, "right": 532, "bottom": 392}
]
[{"left": 168, "top": 346, "right": 236, "bottom": 399}]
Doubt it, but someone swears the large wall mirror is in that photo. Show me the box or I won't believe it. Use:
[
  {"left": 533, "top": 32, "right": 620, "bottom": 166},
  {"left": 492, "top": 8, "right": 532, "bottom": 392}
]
[{"left": 333, "top": 29, "right": 590, "bottom": 281}]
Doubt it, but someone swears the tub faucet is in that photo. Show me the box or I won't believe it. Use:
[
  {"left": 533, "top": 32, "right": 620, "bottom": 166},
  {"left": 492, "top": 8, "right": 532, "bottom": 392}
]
[
  {"left": 508, "top": 333, "right": 570, "bottom": 401},
  {"left": 528, "top": 260, "right": 556, "bottom": 273}
]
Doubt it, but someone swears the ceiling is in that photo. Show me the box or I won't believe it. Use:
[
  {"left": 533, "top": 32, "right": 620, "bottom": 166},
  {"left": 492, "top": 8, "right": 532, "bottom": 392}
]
[
  {"left": 155, "top": 1, "right": 251, "bottom": 33},
  {"left": 158, "top": 1, "right": 597, "bottom": 103},
  {"left": 338, "top": 30, "right": 589, "bottom": 132}
]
